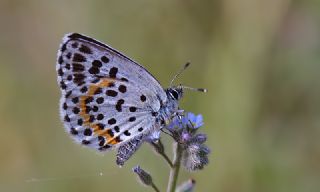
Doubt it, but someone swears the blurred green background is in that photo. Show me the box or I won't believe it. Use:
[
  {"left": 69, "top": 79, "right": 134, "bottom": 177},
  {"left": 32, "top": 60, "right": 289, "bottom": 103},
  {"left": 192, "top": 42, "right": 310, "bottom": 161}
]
[{"left": 0, "top": 0, "right": 319, "bottom": 191}]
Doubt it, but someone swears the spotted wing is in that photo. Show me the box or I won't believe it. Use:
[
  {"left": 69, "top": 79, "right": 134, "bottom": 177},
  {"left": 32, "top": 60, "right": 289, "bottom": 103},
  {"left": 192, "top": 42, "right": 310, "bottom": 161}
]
[{"left": 56, "top": 33, "right": 167, "bottom": 151}]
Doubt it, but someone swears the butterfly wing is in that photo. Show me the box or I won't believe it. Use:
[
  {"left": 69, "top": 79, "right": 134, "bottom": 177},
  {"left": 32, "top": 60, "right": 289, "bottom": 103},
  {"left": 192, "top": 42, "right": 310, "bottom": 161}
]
[{"left": 57, "top": 33, "right": 167, "bottom": 151}]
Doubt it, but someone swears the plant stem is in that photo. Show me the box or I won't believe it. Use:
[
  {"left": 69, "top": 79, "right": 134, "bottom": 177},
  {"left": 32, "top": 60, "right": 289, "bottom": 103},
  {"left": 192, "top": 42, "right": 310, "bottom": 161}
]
[
  {"left": 150, "top": 140, "right": 173, "bottom": 168},
  {"left": 161, "top": 152, "right": 173, "bottom": 168},
  {"left": 158, "top": 140, "right": 173, "bottom": 168},
  {"left": 167, "top": 142, "right": 183, "bottom": 192},
  {"left": 151, "top": 183, "right": 160, "bottom": 192}
]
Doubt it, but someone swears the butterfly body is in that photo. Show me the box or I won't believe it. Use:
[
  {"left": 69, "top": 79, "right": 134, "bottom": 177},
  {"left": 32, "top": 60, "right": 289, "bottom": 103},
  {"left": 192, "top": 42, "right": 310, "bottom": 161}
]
[
  {"left": 156, "top": 88, "right": 183, "bottom": 125},
  {"left": 56, "top": 33, "right": 183, "bottom": 151}
]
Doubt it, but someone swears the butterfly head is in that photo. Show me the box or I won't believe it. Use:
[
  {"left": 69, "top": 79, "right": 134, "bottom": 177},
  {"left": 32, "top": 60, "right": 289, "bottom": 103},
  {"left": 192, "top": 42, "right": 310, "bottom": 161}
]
[
  {"left": 166, "top": 85, "right": 207, "bottom": 101},
  {"left": 166, "top": 86, "right": 184, "bottom": 101}
]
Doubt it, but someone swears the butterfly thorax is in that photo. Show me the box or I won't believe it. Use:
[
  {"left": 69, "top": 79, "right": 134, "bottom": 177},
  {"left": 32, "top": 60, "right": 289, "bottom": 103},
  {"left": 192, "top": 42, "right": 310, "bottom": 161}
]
[{"left": 157, "top": 87, "right": 183, "bottom": 126}]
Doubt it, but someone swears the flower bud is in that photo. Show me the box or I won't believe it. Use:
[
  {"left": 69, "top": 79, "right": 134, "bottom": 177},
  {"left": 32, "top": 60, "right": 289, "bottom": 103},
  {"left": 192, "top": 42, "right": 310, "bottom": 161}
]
[
  {"left": 190, "top": 133, "right": 207, "bottom": 144},
  {"left": 132, "top": 166, "right": 153, "bottom": 186}
]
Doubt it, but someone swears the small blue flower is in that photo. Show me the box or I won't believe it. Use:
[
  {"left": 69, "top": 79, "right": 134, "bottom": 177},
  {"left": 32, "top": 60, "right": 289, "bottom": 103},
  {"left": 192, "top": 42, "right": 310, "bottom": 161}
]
[
  {"left": 167, "top": 117, "right": 180, "bottom": 130},
  {"left": 185, "top": 112, "right": 204, "bottom": 129},
  {"left": 167, "top": 112, "right": 204, "bottom": 130}
]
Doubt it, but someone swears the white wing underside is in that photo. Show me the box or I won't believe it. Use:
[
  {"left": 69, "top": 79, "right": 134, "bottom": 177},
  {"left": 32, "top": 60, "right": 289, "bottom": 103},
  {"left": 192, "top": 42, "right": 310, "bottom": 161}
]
[{"left": 56, "top": 33, "right": 167, "bottom": 151}]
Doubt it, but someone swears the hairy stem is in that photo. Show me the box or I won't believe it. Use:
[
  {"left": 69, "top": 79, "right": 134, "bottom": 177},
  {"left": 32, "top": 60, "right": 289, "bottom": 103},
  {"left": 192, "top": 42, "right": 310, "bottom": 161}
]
[
  {"left": 150, "top": 140, "right": 173, "bottom": 168},
  {"left": 167, "top": 142, "right": 183, "bottom": 192},
  {"left": 158, "top": 140, "right": 173, "bottom": 168}
]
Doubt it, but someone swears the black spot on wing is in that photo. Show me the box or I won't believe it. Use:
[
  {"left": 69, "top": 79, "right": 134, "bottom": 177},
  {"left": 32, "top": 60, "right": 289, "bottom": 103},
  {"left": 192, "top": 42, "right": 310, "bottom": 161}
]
[
  {"left": 114, "top": 126, "right": 120, "bottom": 132},
  {"left": 83, "top": 128, "right": 92, "bottom": 136},
  {"left": 118, "top": 85, "right": 127, "bottom": 93},
  {"left": 73, "top": 74, "right": 86, "bottom": 85},
  {"left": 106, "top": 90, "right": 118, "bottom": 97},
  {"left": 92, "top": 60, "right": 102, "bottom": 68},
  {"left": 109, "top": 67, "right": 118, "bottom": 78},
  {"left": 61, "top": 43, "right": 67, "bottom": 52},
  {"left": 96, "top": 97, "right": 104, "bottom": 104},
  {"left": 92, "top": 106, "right": 99, "bottom": 112},
  {"left": 72, "top": 63, "right": 85, "bottom": 72},
  {"left": 73, "top": 53, "right": 86, "bottom": 62},
  {"left": 121, "top": 77, "right": 128, "bottom": 82},
  {"left": 128, "top": 117, "right": 136, "bottom": 122},
  {"left": 97, "top": 114, "right": 104, "bottom": 120},
  {"left": 63, "top": 102, "right": 68, "bottom": 110},
  {"left": 58, "top": 68, "right": 64, "bottom": 76},
  {"left": 79, "top": 45, "right": 92, "bottom": 54},
  {"left": 89, "top": 115, "right": 95, "bottom": 123},
  {"left": 89, "top": 67, "right": 100, "bottom": 74},
  {"left": 115, "top": 99, "right": 124, "bottom": 112},
  {"left": 66, "top": 53, "right": 72, "bottom": 59},
  {"left": 72, "top": 97, "right": 79, "bottom": 104},
  {"left": 67, "top": 75, "right": 72, "bottom": 81},
  {"left": 140, "top": 95, "right": 146, "bottom": 102},
  {"left": 80, "top": 86, "right": 88, "bottom": 93},
  {"left": 129, "top": 107, "right": 136, "bottom": 112},
  {"left": 65, "top": 63, "right": 71, "bottom": 70},
  {"left": 108, "top": 118, "right": 116, "bottom": 125},
  {"left": 64, "top": 115, "right": 70, "bottom": 122},
  {"left": 70, "top": 127, "right": 78, "bottom": 135},
  {"left": 72, "top": 107, "right": 80, "bottom": 114},
  {"left": 82, "top": 140, "right": 90, "bottom": 145},
  {"left": 65, "top": 91, "right": 72, "bottom": 98},
  {"left": 58, "top": 56, "right": 63, "bottom": 64},
  {"left": 71, "top": 42, "right": 79, "bottom": 48},
  {"left": 98, "top": 136, "right": 105, "bottom": 146},
  {"left": 60, "top": 81, "right": 67, "bottom": 89},
  {"left": 124, "top": 130, "right": 131, "bottom": 136},
  {"left": 77, "top": 119, "right": 83, "bottom": 126},
  {"left": 101, "top": 56, "right": 109, "bottom": 63}
]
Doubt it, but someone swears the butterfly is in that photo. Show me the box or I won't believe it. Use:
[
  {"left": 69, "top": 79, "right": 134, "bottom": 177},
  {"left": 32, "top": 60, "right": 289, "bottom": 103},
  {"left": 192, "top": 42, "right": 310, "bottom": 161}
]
[{"left": 56, "top": 33, "right": 203, "bottom": 154}]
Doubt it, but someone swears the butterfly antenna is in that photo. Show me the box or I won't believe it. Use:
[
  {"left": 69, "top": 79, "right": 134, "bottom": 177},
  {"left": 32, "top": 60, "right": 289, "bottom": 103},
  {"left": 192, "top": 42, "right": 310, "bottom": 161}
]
[
  {"left": 170, "top": 62, "right": 191, "bottom": 87},
  {"left": 181, "top": 85, "right": 207, "bottom": 93}
]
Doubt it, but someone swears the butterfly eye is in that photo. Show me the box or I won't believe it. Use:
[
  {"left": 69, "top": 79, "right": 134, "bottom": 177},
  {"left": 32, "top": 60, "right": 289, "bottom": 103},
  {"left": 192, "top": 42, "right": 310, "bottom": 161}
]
[
  {"left": 173, "top": 90, "right": 179, "bottom": 100},
  {"left": 169, "top": 89, "right": 179, "bottom": 100}
]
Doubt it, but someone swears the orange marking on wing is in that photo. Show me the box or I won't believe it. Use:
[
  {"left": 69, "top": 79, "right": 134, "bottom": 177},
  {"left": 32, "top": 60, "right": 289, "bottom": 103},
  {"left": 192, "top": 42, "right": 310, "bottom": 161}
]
[
  {"left": 79, "top": 96, "right": 90, "bottom": 126},
  {"left": 107, "top": 139, "right": 119, "bottom": 145},
  {"left": 94, "top": 128, "right": 120, "bottom": 145},
  {"left": 88, "top": 85, "right": 98, "bottom": 95},
  {"left": 77, "top": 78, "right": 117, "bottom": 144},
  {"left": 79, "top": 78, "right": 115, "bottom": 126},
  {"left": 96, "top": 129, "right": 111, "bottom": 138},
  {"left": 91, "top": 124, "right": 100, "bottom": 132}
]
